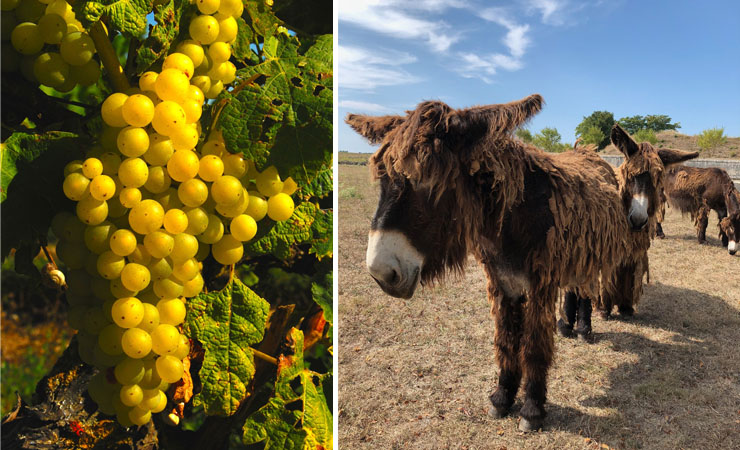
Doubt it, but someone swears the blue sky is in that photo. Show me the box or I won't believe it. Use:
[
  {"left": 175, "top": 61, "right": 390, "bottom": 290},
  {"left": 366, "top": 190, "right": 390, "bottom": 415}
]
[{"left": 338, "top": 0, "right": 740, "bottom": 153}]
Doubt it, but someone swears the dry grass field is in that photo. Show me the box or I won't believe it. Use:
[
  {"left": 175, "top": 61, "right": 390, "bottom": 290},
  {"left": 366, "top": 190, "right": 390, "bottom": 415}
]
[{"left": 338, "top": 162, "right": 740, "bottom": 450}]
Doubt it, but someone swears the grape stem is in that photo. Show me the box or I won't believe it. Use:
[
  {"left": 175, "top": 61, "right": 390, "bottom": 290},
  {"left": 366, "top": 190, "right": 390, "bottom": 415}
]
[
  {"left": 250, "top": 348, "right": 277, "bottom": 365},
  {"left": 41, "top": 245, "right": 58, "bottom": 270},
  {"left": 46, "top": 96, "right": 96, "bottom": 110},
  {"left": 89, "top": 20, "right": 131, "bottom": 93}
]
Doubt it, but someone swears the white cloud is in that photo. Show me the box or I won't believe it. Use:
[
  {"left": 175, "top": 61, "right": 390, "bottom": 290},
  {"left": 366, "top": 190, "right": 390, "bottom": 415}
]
[
  {"left": 338, "top": 100, "right": 393, "bottom": 113},
  {"left": 338, "top": 0, "right": 462, "bottom": 52},
  {"left": 339, "top": 45, "right": 422, "bottom": 90},
  {"left": 526, "top": 0, "right": 567, "bottom": 25}
]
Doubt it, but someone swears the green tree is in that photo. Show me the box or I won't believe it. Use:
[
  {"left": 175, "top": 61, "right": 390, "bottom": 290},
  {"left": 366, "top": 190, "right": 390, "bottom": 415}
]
[
  {"left": 632, "top": 129, "right": 658, "bottom": 145},
  {"left": 579, "top": 125, "right": 605, "bottom": 147},
  {"left": 575, "top": 111, "right": 615, "bottom": 149},
  {"left": 515, "top": 128, "right": 534, "bottom": 143},
  {"left": 645, "top": 114, "right": 680, "bottom": 132},
  {"left": 533, "top": 127, "right": 568, "bottom": 153},
  {"left": 618, "top": 115, "right": 646, "bottom": 134},
  {"left": 697, "top": 127, "right": 727, "bottom": 151}
]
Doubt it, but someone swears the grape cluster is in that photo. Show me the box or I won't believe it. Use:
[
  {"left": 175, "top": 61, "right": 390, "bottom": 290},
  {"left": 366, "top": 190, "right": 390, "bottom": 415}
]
[
  {"left": 53, "top": 33, "right": 295, "bottom": 426},
  {"left": 178, "top": 0, "right": 243, "bottom": 99},
  {"left": 2, "top": 0, "right": 101, "bottom": 91}
]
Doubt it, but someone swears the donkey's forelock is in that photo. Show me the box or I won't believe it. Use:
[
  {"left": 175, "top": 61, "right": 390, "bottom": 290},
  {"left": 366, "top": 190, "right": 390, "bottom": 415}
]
[{"left": 365, "top": 94, "right": 545, "bottom": 188}]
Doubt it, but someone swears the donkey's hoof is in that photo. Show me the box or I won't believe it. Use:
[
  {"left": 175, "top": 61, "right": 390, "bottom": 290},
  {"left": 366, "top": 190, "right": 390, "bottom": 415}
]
[
  {"left": 657, "top": 232, "right": 665, "bottom": 239},
  {"left": 618, "top": 307, "right": 634, "bottom": 318},
  {"left": 518, "top": 417, "right": 543, "bottom": 432},
  {"left": 489, "top": 405, "right": 509, "bottom": 419},
  {"left": 556, "top": 318, "right": 574, "bottom": 338},
  {"left": 576, "top": 330, "right": 594, "bottom": 343}
]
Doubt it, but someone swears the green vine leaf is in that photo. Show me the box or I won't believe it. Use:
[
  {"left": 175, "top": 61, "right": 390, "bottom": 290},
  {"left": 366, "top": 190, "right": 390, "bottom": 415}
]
[
  {"left": 76, "top": 0, "right": 154, "bottom": 36},
  {"left": 218, "top": 33, "right": 332, "bottom": 187},
  {"left": 184, "top": 278, "right": 270, "bottom": 416},
  {"left": 242, "top": 328, "right": 332, "bottom": 449},
  {"left": 246, "top": 201, "right": 331, "bottom": 260},
  {"left": 1, "top": 132, "right": 83, "bottom": 261},
  {"left": 136, "top": 0, "right": 190, "bottom": 73}
]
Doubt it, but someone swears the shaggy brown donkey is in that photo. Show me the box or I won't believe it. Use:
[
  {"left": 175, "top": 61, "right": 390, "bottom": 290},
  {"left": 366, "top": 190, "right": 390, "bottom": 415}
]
[
  {"left": 347, "top": 95, "right": 696, "bottom": 432},
  {"left": 558, "top": 132, "right": 698, "bottom": 340},
  {"left": 658, "top": 165, "right": 740, "bottom": 254}
]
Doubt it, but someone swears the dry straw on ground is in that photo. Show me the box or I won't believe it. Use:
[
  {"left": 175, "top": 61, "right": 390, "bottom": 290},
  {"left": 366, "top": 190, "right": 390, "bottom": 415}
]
[{"left": 338, "top": 162, "right": 740, "bottom": 450}]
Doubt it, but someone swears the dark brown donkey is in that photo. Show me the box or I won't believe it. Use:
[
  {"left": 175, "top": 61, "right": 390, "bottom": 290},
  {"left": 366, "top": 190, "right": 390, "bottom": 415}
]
[
  {"left": 658, "top": 165, "right": 740, "bottom": 254},
  {"left": 557, "top": 135, "right": 698, "bottom": 340},
  {"left": 347, "top": 95, "right": 696, "bottom": 432}
]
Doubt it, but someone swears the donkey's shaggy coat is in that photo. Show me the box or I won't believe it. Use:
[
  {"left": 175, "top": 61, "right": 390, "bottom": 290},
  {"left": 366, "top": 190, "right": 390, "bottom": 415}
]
[
  {"left": 348, "top": 94, "right": 698, "bottom": 431},
  {"left": 661, "top": 165, "right": 740, "bottom": 253}
]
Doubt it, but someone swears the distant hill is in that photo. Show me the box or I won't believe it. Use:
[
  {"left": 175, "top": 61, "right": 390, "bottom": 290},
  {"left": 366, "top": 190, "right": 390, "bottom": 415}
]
[{"left": 602, "top": 130, "right": 740, "bottom": 159}]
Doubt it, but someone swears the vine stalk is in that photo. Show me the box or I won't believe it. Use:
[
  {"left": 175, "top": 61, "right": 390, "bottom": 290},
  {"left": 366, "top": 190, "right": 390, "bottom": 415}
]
[{"left": 89, "top": 20, "right": 130, "bottom": 93}]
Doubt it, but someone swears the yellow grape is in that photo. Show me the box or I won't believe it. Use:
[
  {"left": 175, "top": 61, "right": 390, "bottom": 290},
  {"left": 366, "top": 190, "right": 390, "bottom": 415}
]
[
  {"left": 122, "top": 94, "right": 155, "bottom": 127},
  {"left": 129, "top": 406, "right": 151, "bottom": 425},
  {"left": 139, "top": 303, "right": 160, "bottom": 333},
  {"left": 282, "top": 177, "right": 298, "bottom": 195},
  {"left": 188, "top": 85, "right": 205, "bottom": 104},
  {"left": 153, "top": 277, "right": 183, "bottom": 299},
  {"left": 215, "top": 188, "right": 248, "bottom": 218},
  {"left": 120, "top": 384, "right": 144, "bottom": 407},
  {"left": 37, "top": 13, "right": 66, "bottom": 44},
  {"left": 143, "top": 230, "right": 174, "bottom": 259},
  {"left": 212, "top": 234, "right": 243, "bottom": 265},
  {"left": 230, "top": 214, "right": 257, "bottom": 241},
  {"left": 154, "top": 68, "right": 190, "bottom": 102},
  {"left": 196, "top": 0, "right": 219, "bottom": 15},
  {"left": 183, "top": 206, "right": 209, "bottom": 234},
  {"left": 82, "top": 157, "right": 103, "bottom": 179},
  {"left": 89, "top": 174, "right": 116, "bottom": 201},
  {"left": 156, "top": 298, "right": 186, "bottom": 326},
  {"left": 77, "top": 196, "right": 109, "bottom": 225},
  {"left": 163, "top": 209, "right": 189, "bottom": 234},
  {"left": 189, "top": 14, "right": 219, "bottom": 45},
  {"left": 267, "top": 193, "right": 295, "bottom": 221},
  {"left": 150, "top": 324, "right": 179, "bottom": 355},
  {"left": 191, "top": 75, "right": 211, "bottom": 96},
  {"left": 109, "top": 229, "right": 137, "bottom": 256},
  {"left": 221, "top": 153, "right": 245, "bottom": 177},
  {"left": 118, "top": 187, "right": 141, "bottom": 209},
  {"left": 215, "top": 14, "right": 237, "bottom": 43},
  {"left": 198, "top": 155, "right": 224, "bottom": 181},
  {"left": 141, "top": 389, "right": 166, "bottom": 412},
  {"left": 143, "top": 166, "right": 172, "bottom": 194},
  {"left": 96, "top": 250, "right": 125, "bottom": 279},
  {"left": 152, "top": 101, "right": 187, "bottom": 137},
  {"left": 182, "top": 98, "right": 203, "bottom": 124},
  {"left": 173, "top": 334, "right": 191, "bottom": 360},
  {"left": 170, "top": 125, "right": 199, "bottom": 151},
  {"left": 83, "top": 221, "right": 116, "bottom": 254},
  {"left": 118, "top": 157, "right": 149, "bottom": 188},
  {"left": 117, "top": 126, "right": 150, "bottom": 157},
  {"left": 63, "top": 172, "right": 90, "bottom": 200},
  {"left": 162, "top": 52, "right": 195, "bottom": 79},
  {"left": 172, "top": 257, "right": 199, "bottom": 282},
  {"left": 200, "top": 139, "right": 225, "bottom": 157},
  {"left": 144, "top": 132, "right": 174, "bottom": 166},
  {"left": 176, "top": 178, "right": 207, "bottom": 207},
  {"left": 176, "top": 40, "right": 205, "bottom": 67},
  {"left": 205, "top": 79, "right": 223, "bottom": 99},
  {"left": 115, "top": 358, "right": 145, "bottom": 385},
  {"left": 33, "top": 51, "right": 70, "bottom": 88},
  {"left": 208, "top": 41, "right": 231, "bottom": 64},
  {"left": 182, "top": 273, "right": 204, "bottom": 297},
  {"left": 111, "top": 296, "right": 145, "bottom": 328},
  {"left": 59, "top": 31, "right": 95, "bottom": 66},
  {"left": 210, "top": 175, "right": 243, "bottom": 205},
  {"left": 255, "top": 166, "right": 283, "bottom": 197},
  {"left": 101, "top": 93, "right": 129, "bottom": 127},
  {"left": 220, "top": 61, "right": 236, "bottom": 84},
  {"left": 99, "top": 152, "right": 122, "bottom": 175},
  {"left": 155, "top": 355, "right": 184, "bottom": 384},
  {"left": 170, "top": 232, "right": 199, "bottom": 261},
  {"left": 64, "top": 160, "right": 83, "bottom": 177},
  {"left": 218, "top": 0, "right": 243, "bottom": 17},
  {"left": 121, "top": 328, "right": 152, "bottom": 359},
  {"left": 120, "top": 263, "right": 151, "bottom": 292},
  {"left": 10, "top": 22, "right": 43, "bottom": 55},
  {"left": 198, "top": 214, "right": 224, "bottom": 244},
  {"left": 167, "top": 150, "right": 200, "bottom": 182},
  {"left": 139, "top": 71, "right": 158, "bottom": 91},
  {"left": 128, "top": 199, "right": 165, "bottom": 235}
]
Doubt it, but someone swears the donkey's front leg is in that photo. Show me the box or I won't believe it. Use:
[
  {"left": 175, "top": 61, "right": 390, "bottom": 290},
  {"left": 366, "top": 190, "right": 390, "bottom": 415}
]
[
  {"left": 696, "top": 205, "right": 709, "bottom": 243},
  {"left": 489, "top": 294, "right": 524, "bottom": 419},
  {"left": 519, "top": 290, "right": 556, "bottom": 432},
  {"left": 574, "top": 295, "right": 593, "bottom": 341},
  {"left": 557, "top": 291, "right": 577, "bottom": 338}
]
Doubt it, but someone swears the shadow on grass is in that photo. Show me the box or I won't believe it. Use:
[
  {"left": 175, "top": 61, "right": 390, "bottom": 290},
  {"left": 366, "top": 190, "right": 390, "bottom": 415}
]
[{"left": 545, "top": 282, "right": 740, "bottom": 448}]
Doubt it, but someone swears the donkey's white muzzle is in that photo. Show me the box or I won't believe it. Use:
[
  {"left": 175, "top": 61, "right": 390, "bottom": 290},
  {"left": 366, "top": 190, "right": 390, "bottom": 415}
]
[{"left": 366, "top": 230, "right": 423, "bottom": 299}]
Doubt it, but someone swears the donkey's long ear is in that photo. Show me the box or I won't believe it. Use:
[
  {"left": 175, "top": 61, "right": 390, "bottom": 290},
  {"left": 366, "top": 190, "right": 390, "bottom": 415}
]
[
  {"left": 611, "top": 124, "right": 639, "bottom": 157},
  {"left": 345, "top": 113, "right": 405, "bottom": 144},
  {"left": 457, "top": 94, "right": 544, "bottom": 136},
  {"left": 657, "top": 148, "right": 700, "bottom": 166}
]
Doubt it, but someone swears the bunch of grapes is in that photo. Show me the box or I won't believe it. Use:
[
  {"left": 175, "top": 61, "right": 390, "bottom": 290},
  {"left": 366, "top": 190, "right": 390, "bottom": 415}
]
[
  {"left": 52, "top": 44, "right": 296, "bottom": 425},
  {"left": 177, "top": 0, "right": 243, "bottom": 99},
  {"left": 3, "top": 0, "right": 101, "bottom": 91}
]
